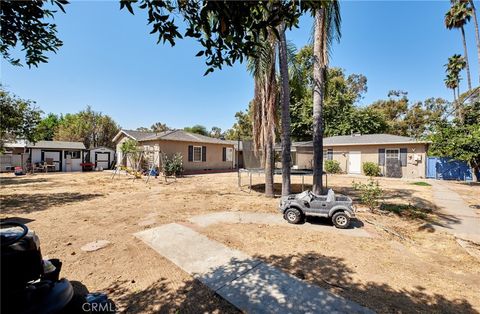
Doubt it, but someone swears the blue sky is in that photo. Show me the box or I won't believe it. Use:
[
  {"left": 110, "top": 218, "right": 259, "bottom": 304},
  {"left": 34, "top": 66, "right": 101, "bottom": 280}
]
[{"left": 1, "top": 1, "right": 476, "bottom": 131}]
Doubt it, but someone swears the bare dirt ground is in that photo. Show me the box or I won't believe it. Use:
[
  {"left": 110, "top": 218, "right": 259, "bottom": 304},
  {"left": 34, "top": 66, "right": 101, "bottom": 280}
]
[
  {"left": 446, "top": 181, "right": 480, "bottom": 215},
  {"left": 1, "top": 172, "right": 479, "bottom": 313}
]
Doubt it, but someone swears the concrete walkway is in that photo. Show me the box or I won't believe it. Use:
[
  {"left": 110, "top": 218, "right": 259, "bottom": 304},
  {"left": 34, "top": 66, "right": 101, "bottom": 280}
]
[
  {"left": 188, "top": 212, "right": 371, "bottom": 238},
  {"left": 135, "top": 223, "right": 373, "bottom": 313},
  {"left": 431, "top": 181, "right": 480, "bottom": 243}
]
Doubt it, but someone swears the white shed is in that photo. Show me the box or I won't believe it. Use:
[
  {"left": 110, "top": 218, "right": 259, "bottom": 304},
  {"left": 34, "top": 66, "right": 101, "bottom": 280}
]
[
  {"left": 88, "top": 147, "right": 115, "bottom": 170},
  {"left": 27, "top": 141, "right": 86, "bottom": 172}
]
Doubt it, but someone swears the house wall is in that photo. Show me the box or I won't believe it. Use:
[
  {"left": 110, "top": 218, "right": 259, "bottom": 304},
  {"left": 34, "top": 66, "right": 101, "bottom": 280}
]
[
  {"left": 31, "top": 148, "right": 83, "bottom": 172},
  {"left": 295, "top": 143, "right": 427, "bottom": 179},
  {"left": 142, "top": 139, "right": 235, "bottom": 172}
]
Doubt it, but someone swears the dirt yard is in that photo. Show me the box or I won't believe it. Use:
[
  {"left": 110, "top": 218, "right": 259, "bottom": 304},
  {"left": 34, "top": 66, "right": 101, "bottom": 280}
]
[{"left": 1, "top": 171, "right": 479, "bottom": 313}]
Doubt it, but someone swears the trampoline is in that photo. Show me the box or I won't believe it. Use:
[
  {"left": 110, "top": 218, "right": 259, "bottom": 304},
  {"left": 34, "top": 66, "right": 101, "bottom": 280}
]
[{"left": 238, "top": 168, "right": 327, "bottom": 192}]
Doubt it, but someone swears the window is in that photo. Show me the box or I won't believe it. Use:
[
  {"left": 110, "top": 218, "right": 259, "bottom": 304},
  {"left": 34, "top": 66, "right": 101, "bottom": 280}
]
[
  {"left": 226, "top": 148, "right": 233, "bottom": 162},
  {"left": 193, "top": 146, "right": 202, "bottom": 162},
  {"left": 323, "top": 149, "right": 333, "bottom": 160},
  {"left": 386, "top": 149, "right": 399, "bottom": 160},
  {"left": 64, "top": 150, "right": 81, "bottom": 159}
]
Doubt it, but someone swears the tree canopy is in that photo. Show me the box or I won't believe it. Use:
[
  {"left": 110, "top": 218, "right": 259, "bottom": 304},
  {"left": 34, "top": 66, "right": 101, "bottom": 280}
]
[
  {"left": 1, "top": 0, "right": 68, "bottom": 67},
  {"left": 183, "top": 124, "right": 209, "bottom": 136},
  {"left": 0, "top": 88, "right": 42, "bottom": 150}
]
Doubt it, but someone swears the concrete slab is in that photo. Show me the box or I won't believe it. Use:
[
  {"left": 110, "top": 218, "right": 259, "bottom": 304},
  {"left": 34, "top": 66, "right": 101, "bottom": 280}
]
[
  {"left": 135, "top": 223, "right": 373, "bottom": 313},
  {"left": 188, "top": 212, "right": 371, "bottom": 238},
  {"left": 217, "top": 262, "right": 372, "bottom": 314}
]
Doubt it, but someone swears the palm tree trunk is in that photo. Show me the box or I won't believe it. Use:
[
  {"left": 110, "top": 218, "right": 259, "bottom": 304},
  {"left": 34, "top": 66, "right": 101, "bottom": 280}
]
[
  {"left": 470, "top": 0, "right": 480, "bottom": 85},
  {"left": 461, "top": 26, "right": 473, "bottom": 91},
  {"left": 313, "top": 8, "right": 326, "bottom": 195},
  {"left": 278, "top": 22, "right": 292, "bottom": 196},
  {"left": 264, "top": 137, "right": 275, "bottom": 197}
]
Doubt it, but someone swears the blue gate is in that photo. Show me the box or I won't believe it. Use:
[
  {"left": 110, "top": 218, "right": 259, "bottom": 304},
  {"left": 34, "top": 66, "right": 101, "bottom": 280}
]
[{"left": 426, "top": 157, "right": 473, "bottom": 180}]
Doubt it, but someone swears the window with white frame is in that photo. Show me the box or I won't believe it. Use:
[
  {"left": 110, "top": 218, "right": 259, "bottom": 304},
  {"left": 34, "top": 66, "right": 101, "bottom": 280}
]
[
  {"left": 226, "top": 147, "right": 233, "bottom": 162},
  {"left": 386, "top": 149, "right": 399, "bottom": 160},
  {"left": 193, "top": 146, "right": 202, "bottom": 162}
]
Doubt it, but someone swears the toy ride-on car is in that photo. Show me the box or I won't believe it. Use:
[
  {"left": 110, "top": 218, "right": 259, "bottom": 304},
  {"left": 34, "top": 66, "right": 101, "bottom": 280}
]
[{"left": 279, "top": 189, "right": 356, "bottom": 229}]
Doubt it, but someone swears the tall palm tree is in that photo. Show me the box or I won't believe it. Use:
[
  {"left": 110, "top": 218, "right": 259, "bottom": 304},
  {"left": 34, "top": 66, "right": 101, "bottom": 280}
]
[
  {"left": 467, "top": 0, "right": 480, "bottom": 84},
  {"left": 277, "top": 22, "right": 292, "bottom": 196},
  {"left": 312, "top": 1, "right": 341, "bottom": 195},
  {"left": 247, "top": 32, "right": 278, "bottom": 197},
  {"left": 445, "top": 1, "right": 473, "bottom": 90},
  {"left": 445, "top": 54, "right": 466, "bottom": 120}
]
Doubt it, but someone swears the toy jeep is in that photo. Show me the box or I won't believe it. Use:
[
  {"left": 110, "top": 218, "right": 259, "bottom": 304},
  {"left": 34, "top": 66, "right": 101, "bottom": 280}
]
[{"left": 279, "top": 189, "right": 356, "bottom": 229}]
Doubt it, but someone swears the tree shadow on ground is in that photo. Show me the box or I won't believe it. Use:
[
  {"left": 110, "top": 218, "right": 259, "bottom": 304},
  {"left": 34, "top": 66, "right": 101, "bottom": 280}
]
[
  {"left": 254, "top": 252, "right": 476, "bottom": 313},
  {"left": 104, "top": 278, "right": 239, "bottom": 314},
  {"left": 102, "top": 252, "right": 476, "bottom": 313},
  {"left": 0, "top": 193, "right": 103, "bottom": 214},
  {"left": 0, "top": 177, "right": 50, "bottom": 186},
  {"left": 0, "top": 217, "right": 35, "bottom": 225}
]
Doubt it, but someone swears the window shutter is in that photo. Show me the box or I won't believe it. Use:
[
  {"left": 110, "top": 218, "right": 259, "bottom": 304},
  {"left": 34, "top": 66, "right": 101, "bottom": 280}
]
[
  {"left": 202, "top": 146, "right": 207, "bottom": 162},
  {"left": 378, "top": 149, "right": 385, "bottom": 166},
  {"left": 400, "top": 148, "right": 407, "bottom": 167},
  {"left": 327, "top": 149, "right": 333, "bottom": 160},
  {"left": 222, "top": 147, "right": 226, "bottom": 162},
  {"left": 188, "top": 145, "right": 193, "bottom": 162}
]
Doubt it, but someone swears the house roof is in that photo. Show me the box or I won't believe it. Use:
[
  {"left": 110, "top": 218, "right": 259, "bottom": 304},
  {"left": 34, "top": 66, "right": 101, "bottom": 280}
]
[
  {"left": 294, "top": 134, "right": 429, "bottom": 147},
  {"left": 113, "top": 129, "right": 234, "bottom": 146},
  {"left": 3, "top": 139, "right": 27, "bottom": 148},
  {"left": 27, "top": 141, "right": 86, "bottom": 150}
]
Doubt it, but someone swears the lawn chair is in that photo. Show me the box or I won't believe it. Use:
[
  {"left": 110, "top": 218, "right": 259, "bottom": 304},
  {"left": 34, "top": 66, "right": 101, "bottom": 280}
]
[{"left": 45, "top": 158, "right": 56, "bottom": 172}]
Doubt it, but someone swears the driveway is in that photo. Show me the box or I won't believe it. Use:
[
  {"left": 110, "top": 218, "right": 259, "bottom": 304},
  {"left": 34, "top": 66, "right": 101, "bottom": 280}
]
[{"left": 431, "top": 181, "right": 480, "bottom": 243}]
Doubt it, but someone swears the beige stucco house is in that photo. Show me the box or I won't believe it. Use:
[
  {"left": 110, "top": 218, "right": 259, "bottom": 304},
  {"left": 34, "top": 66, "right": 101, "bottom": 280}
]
[
  {"left": 112, "top": 129, "right": 235, "bottom": 173},
  {"left": 292, "top": 134, "right": 429, "bottom": 179}
]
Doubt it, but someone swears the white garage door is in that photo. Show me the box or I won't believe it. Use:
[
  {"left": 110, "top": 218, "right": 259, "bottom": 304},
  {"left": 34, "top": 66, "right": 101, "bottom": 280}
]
[{"left": 95, "top": 153, "right": 110, "bottom": 169}]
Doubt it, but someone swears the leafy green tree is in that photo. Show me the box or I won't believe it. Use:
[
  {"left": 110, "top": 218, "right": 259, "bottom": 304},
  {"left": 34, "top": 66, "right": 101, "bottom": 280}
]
[
  {"left": 55, "top": 106, "right": 119, "bottom": 148},
  {"left": 151, "top": 122, "right": 170, "bottom": 133},
  {"left": 136, "top": 127, "right": 151, "bottom": 132},
  {"left": 224, "top": 107, "right": 253, "bottom": 140},
  {"left": 368, "top": 91, "right": 409, "bottom": 135},
  {"left": 1, "top": 0, "right": 68, "bottom": 67},
  {"left": 121, "top": 1, "right": 320, "bottom": 74},
  {"left": 0, "top": 88, "right": 42, "bottom": 150},
  {"left": 35, "top": 113, "right": 61, "bottom": 141},
  {"left": 210, "top": 126, "right": 222, "bottom": 138},
  {"left": 183, "top": 125, "right": 209, "bottom": 136},
  {"left": 445, "top": 0, "right": 473, "bottom": 90}
]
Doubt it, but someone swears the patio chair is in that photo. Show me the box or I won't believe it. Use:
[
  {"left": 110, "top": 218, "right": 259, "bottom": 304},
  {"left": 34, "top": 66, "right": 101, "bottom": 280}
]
[{"left": 45, "top": 158, "right": 56, "bottom": 172}]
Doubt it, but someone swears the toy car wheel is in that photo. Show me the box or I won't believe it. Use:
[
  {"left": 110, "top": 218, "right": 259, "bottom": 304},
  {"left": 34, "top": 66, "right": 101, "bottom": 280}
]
[
  {"left": 284, "top": 208, "right": 303, "bottom": 224},
  {"left": 332, "top": 212, "right": 350, "bottom": 229}
]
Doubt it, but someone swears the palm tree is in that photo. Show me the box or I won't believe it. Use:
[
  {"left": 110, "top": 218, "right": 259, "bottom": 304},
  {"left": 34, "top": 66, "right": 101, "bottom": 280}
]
[
  {"left": 277, "top": 22, "right": 292, "bottom": 196},
  {"left": 468, "top": 0, "right": 480, "bottom": 84},
  {"left": 445, "top": 1, "right": 473, "bottom": 90},
  {"left": 247, "top": 32, "right": 278, "bottom": 197},
  {"left": 445, "top": 54, "right": 466, "bottom": 120},
  {"left": 312, "top": 1, "right": 341, "bottom": 195}
]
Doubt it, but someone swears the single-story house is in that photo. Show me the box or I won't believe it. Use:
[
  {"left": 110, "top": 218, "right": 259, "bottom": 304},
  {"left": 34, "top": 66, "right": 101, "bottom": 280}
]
[
  {"left": 28, "top": 141, "right": 87, "bottom": 172},
  {"left": 290, "top": 134, "right": 429, "bottom": 179},
  {"left": 112, "top": 129, "right": 236, "bottom": 173},
  {"left": 85, "top": 146, "right": 116, "bottom": 170}
]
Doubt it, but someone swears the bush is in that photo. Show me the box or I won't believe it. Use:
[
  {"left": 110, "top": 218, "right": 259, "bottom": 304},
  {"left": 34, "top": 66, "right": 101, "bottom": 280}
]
[
  {"left": 325, "top": 160, "right": 342, "bottom": 174},
  {"left": 362, "top": 162, "right": 381, "bottom": 177},
  {"left": 352, "top": 178, "right": 383, "bottom": 211},
  {"left": 161, "top": 153, "right": 183, "bottom": 176}
]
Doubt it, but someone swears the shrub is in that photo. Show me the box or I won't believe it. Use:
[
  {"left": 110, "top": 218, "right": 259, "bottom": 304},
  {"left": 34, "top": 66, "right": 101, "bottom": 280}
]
[
  {"left": 352, "top": 178, "right": 383, "bottom": 211},
  {"left": 362, "top": 162, "right": 381, "bottom": 177},
  {"left": 161, "top": 153, "right": 183, "bottom": 176},
  {"left": 325, "top": 160, "right": 342, "bottom": 174}
]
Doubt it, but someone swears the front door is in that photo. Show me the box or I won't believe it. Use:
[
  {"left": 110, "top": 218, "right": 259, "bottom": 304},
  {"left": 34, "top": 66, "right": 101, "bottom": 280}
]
[{"left": 348, "top": 151, "right": 361, "bottom": 174}]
